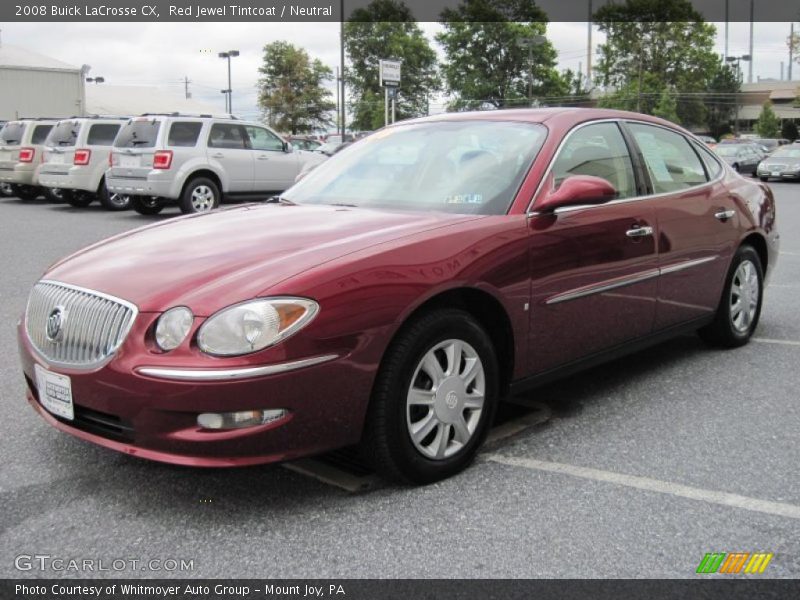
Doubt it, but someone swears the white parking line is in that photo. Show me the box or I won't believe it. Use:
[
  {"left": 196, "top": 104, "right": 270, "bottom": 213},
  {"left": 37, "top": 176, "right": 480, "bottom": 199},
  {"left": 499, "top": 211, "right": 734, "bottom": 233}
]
[
  {"left": 752, "top": 338, "right": 800, "bottom": 346},
  {"left": 486, "top": 454, "right": 800, "bottom": 521}
]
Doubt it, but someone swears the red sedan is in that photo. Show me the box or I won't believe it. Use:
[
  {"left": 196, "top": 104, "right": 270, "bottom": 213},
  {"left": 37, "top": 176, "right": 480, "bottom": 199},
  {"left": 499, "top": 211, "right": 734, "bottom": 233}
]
[{"left": 18, "top": 109, "right": 779, "bottom": 484}]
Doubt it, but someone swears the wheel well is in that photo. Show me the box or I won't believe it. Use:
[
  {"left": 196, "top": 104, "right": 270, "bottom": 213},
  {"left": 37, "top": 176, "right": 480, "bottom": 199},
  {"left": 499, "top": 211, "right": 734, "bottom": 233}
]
[
  {"left": 742, "top": 233, "right": 768, "bottom": 273},
  {"left": 398, "top": 288, "right": 515, "bottom": 396},
  {"left": 182, "top": 170, "right": 222, "bottom": 198}
]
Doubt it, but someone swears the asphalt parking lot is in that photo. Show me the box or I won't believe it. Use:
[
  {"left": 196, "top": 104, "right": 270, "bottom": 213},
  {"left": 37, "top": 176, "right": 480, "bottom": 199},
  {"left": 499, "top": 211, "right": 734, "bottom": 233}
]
[{"left": 1, "top": 184, "right": 798, "bottom": 579}]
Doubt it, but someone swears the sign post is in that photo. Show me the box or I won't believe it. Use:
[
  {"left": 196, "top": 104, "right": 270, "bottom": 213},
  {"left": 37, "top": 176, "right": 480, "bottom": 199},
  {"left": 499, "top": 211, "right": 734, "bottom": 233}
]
[{"left": 379, "top": 59, "right": 402, "bottom": 126}]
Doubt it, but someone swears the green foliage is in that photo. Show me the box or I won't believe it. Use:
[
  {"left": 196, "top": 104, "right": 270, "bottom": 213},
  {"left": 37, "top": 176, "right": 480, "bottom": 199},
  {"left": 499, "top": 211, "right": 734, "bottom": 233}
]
[
  {"left": 257, "top": 41, "right": 335, "bottom": 134},
  {"left": 756, "top": 102, "right": 781, "bottom": 139},
  {"left": 344, "top": 0, "right": 440, "bottom": 130},
  {"left": 705, "top": 62, "right": 739, "bottom": 140},
  {"left": 594, "top": 0, "right": 721, "bottom": 127},
  {"left": 781, "top": 120, "right": 798, "bottom": 142},
  {"left": 436, "top": 0, "right": 567, "bottom": 111},
  {"left": 653, "top": 88, "right": 679, "bottom": 123}
]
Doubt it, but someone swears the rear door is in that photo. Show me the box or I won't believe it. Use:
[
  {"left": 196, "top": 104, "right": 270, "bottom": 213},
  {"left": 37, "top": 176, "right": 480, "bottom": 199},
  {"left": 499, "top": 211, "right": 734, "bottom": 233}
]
[
  {"left": 527, "top": 121, "right": 658, "bottom": 375},
  {"left": 245, "top": 125, "right": 299, "bottom": 192},
  {"left": 206, "top": 123, "right": 253, "bottom": 193},
  {"left": 623, "top": 121, "right": 738, "bottom": 331}
]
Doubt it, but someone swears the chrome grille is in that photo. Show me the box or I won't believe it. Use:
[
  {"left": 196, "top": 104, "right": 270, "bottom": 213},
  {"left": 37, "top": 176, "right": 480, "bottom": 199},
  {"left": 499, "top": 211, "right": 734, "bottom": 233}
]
[
  {"left": 25, "top": 281, "right": 138, "bottom": 369},
  {"left": 767, "top": 164, "right": 787, "bottom": 171}
]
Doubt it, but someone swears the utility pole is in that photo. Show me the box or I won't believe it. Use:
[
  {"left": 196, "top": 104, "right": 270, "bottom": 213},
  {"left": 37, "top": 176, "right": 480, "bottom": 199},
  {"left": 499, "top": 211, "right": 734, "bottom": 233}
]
[
  {"left": 339, "top": 0, "right": 346, "bottom": 138},
  {"left": 748, "top": 0, "right": 754, "bottom": 84},
  {"left": 790, "top": 23, "right": 795, "bottom": 81},
  {"left": 518, "top": 35, "right": 546, "bottom": 107},
  {"left": 183, "top": 76, "right": 192, "bottom": 99},
  {"left": 724, "top": 0, "right": 729, "bottom": 62},
  {"left": 335, "top": 66, "right": 340, "bottom": 132},
  {"left": 587, "top": 0, "right": 592, "bottom": 86}
]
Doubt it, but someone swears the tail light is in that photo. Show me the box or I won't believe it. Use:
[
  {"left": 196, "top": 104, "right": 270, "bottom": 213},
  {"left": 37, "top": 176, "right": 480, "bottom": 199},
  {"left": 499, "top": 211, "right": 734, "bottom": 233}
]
[
  {"left": 74, "top": 149, "right": 91, "bottom": 166},
  {"left": 109, "top": 152, "right": 116, "bottom": 167},
  {"left": 18, "top": 148, "right": 35, "bottom": 163},
  {"left": 153, "top": 150, "right": 173, "bottom": 170}
]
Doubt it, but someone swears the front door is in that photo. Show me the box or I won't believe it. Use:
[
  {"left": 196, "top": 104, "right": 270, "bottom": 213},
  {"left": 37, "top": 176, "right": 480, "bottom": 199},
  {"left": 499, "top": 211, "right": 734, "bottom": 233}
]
[
  {"left": 206, "top": 123, "right": 254, "bottom": 193},
  {"left": 245, "top": 126, "right": 299, "bottom": 192},
  {"left": 527, "top": 121, "right": 658, "bottom": 375}
]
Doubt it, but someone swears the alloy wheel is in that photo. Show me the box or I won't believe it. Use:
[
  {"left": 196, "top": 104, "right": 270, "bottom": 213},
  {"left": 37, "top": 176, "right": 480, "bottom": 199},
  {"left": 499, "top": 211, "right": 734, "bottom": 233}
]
[
  {"left": 406, "top": 339, "right": 485, "bottom": 460},
  {"left": 190, "top": 185, "right": 215, "bottom": 211},
  {"left": 730, "top": 259, "right": 759, "bottom": 334}
]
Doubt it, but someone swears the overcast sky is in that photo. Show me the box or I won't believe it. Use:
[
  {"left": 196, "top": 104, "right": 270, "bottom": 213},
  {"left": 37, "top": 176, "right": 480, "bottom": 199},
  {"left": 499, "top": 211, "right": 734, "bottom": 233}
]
[{"left": 0, "top": 21, "right": 795, "bottom": 121}]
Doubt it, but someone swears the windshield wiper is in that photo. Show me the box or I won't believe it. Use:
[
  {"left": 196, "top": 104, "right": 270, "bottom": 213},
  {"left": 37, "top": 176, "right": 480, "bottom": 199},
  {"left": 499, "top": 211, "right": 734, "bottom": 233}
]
[
  {"left": 131, "top": 140, "right": 151, "bottom": 146},
  {"left": 329, "top": 202, "right": 358, "bottom": 208}
]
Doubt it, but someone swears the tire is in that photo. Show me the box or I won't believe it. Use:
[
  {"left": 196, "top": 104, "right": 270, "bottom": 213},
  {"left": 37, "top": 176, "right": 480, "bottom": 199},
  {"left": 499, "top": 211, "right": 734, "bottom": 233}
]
[
  {"left": 698, "top": 245, "right": 763, "bottom": 348},
  {"left": 732, "top": 163, "right": 740, "bottom": 173},
  {"left": 11, "top": 184, "right": 39, "bottom": 201},
  {"left": 180, "top": 177, "right": 220, "bottom": 214},
  {"left": 362, "top": 308, "right": 499, "bottom": 484},
  {"left": 44, "top": 188, "right": 64, "bottom": 202},
  {"left": 131, "top": 196, "right": 164, "bottom": 215},
  {"left": 760, "top": 176, "right": 769, "bottom": 182},
  {"left": 0, "top": 183, "right": 13, "bottom": 197},
  {"left": 98, "top": 181, "right": 131, "bottom": 211},
  {"left": 62, "top": 190, "right": 94, "bottom": 208}
]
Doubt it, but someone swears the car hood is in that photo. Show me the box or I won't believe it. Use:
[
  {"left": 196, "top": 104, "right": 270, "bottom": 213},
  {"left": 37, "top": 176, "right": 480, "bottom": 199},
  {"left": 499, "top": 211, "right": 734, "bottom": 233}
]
[
  {"left": 762, "top": 157, "right": 800, "bottom": 167},
  {"left": 44, "top": 204, "right": 479, "bottom": 315}
]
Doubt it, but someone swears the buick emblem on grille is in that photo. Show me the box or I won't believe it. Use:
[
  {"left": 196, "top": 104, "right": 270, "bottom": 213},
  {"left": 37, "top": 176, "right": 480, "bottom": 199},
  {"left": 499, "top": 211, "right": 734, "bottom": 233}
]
[{"left": 46, "top": 306, "right": 65, "bottom": 343}]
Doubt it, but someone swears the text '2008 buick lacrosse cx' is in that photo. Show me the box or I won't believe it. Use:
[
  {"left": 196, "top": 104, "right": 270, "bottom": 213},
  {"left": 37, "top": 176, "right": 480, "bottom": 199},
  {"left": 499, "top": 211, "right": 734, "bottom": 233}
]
[{"left": 18, "top": 108, "right": 778, "bottom": 484}]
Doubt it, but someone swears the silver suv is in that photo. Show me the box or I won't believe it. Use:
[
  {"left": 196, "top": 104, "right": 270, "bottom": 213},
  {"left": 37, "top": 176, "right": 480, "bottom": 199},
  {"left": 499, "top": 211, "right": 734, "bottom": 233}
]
[
  {"left": 0, "top": 118, "right": 59, "bottom": 201},
  {"left": 36, "top": 116, "right": 131, "bottom": 210},
  {"left": 106, "top": 114, "right": 325, "bottom": 214}
]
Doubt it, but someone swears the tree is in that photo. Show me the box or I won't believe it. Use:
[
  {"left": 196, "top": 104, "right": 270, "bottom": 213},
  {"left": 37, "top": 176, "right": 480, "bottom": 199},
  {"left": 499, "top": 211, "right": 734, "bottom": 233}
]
[
  {"left": 594, "top": 0, "right": 720, "bottom": 127},
  {"left": 436, "top": 0, "right": 567, "bottom": 111},
  {"left": 781, "top": 120, "right": 798, "bottom": 142},
  {"left": 653, "top": 88, "right": 679, "bottom": 123},
  {"left": 258, "top": 41, "right": 335, "bottom": 134},
  {"left": 756, "top": 102, "right": 781, "bottom": 138},
  {"left": 704, "top": 62, "right": 740, "bottom": 140},
  {"left": 344, "top": 0, "right": 440, "bottom": 130}
]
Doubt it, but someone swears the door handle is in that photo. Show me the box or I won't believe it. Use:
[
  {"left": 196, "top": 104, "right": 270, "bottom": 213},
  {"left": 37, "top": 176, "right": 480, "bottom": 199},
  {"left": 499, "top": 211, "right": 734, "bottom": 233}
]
[
  {"left": 714, "top": 209, "right": 736, "bottom": 221},
  {"left": 256, "top": 155, "right": 270, "bottom": 160},
  {"left": 211, "top": 153, "right": 224, "bottom": 158},
  {"left": 626, "top": 225, "right": 654, "bottom": 238}
]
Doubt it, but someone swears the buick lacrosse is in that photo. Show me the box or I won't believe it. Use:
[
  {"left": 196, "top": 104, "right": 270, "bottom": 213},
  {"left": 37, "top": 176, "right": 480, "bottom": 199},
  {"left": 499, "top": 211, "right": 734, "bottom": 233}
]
[{"left": 18, "top": 109, "right": 779, "bottom": 483}]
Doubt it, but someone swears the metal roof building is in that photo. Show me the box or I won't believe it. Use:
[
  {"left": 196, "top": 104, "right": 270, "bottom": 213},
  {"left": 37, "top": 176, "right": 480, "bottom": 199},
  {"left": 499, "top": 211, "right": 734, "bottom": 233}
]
[{"left": 0, "top": 43, "right": 86, "bottom": 120}]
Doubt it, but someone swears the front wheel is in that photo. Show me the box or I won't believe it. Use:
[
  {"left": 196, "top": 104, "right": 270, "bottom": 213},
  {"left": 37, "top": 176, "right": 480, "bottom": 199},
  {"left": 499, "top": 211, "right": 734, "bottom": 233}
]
[
  {"left": 131, "top": 196, "right": 164, "bottom": 215},
  {"left": 362, "top": 309, "right": 499, "bottom": 484},
  {"left": 180, "top": 177, "right": 220, "bottom": 214},
  {"left": 699, "top": 245, "right": 763, "bottom": 348},
  {"left": 759, "top": 176, "right": 769, "bottom": 182}
]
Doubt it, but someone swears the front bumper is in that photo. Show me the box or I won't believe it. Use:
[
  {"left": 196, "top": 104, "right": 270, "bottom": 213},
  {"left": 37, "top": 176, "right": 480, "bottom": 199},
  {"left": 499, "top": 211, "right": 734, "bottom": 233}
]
[
  {"left": 757, "top": 165, "right": 800, "bottom": 180},
  {"left": 18, "top": 318, "right": 369, "bottom": 467},
  {"left": 0, "top": 161, "right": 37, "bottom": 185}
]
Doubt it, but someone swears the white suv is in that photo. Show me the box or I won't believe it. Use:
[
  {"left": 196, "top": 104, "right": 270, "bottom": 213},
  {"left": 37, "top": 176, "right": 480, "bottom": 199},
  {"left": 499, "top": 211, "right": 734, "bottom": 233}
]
[
  {"left": 36, "top": 116, "right": 132, "bottom": 210},
  {"left": 106, "top": 114, "right": 326, "bottom": 214},
  {"left": 0, "top": 118, "right": 59, "bottom": 201}
]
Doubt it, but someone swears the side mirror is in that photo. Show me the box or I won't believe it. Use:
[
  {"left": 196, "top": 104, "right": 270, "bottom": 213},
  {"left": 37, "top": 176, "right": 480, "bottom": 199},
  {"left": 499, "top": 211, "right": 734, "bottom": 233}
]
[
  {"left": 536, "top": 175, "right": 617, "bottom": 213},
  {"left": 283, "top": 141, "right": 293, "bottom": 153}
]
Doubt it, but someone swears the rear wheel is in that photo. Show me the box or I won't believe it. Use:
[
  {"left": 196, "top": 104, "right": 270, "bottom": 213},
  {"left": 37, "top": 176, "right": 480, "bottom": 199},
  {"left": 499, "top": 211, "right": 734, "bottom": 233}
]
[
  {"left": 180, "top": 177, "right": 220, "bottom": 214},
  {"left": 131, "top": 196, "right": 164, "bottom": 215},
  {"left": 98, "top": 181, "right": 131, "bottom": 211},
  {"left": 0, "top": 183, "right": 13, "bottom": 197},
  {"left": 699, "top": 245, "right": 763, "bottom": 348},
  {"left": 62, "top": 190, "right": 94, "bottom": 208},
  {"left": 11, "top": 184, "right": 39, "bottom": 201},
  {"left": 362, "top": 309, "right": 499, "bottom": 484}
]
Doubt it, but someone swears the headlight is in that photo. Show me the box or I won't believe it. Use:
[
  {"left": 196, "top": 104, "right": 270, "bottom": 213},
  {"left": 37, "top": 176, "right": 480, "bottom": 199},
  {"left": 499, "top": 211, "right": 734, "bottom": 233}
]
[
  {"left": 155, "top": 306, "right": 194, "bottom": 351},
  {"left": 197, "top": 297, "right": 318, "bottom": 356}
]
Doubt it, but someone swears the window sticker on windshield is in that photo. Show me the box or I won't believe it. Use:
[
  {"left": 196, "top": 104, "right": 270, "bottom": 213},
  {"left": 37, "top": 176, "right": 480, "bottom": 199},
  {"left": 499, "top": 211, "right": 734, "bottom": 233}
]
[
  {"left": 636, "top": 133, "right": 673, "bottom": 183},
  {"left": 445, "top": 193, "right": 484, "bottom": 204}
]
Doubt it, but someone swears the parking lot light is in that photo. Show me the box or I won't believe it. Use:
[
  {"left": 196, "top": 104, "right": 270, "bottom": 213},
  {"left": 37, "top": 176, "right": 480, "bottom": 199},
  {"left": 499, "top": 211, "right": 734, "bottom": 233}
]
[{"left": 218, "top": 50, "right": 240, "bottom": 114}]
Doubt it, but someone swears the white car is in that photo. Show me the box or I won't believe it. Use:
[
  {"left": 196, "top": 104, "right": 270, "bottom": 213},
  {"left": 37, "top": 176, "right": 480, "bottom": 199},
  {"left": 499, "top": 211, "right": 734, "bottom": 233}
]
[
  {"left": 36, "top": 116, "right": 131, "bottom": 210},
  {"left": 0, "top": 118, "right": 59, "bottom": 200}
]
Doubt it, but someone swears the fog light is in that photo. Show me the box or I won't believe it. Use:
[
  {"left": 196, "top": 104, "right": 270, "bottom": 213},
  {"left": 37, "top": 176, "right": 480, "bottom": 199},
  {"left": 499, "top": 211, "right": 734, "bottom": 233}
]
[{"left": 197, "top": 409, "right": 287, "bottom": 430}]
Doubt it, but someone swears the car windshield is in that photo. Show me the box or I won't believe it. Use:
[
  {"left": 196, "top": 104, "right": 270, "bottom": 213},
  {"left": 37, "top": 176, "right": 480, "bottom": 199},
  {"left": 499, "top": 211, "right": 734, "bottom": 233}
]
[
  {"left": 771, "top": 148, "right": 800, "bottom": 159},
  {"left": 715, "top": 145, "right": 745, "bottom": 157},
  {"left": 284, "top": 120, "right": 547, "bottom": 215},
  {"left": 0, "top": 122, "right": 25, "bottom": 145},
  {"left": 114, "top": 119, "right": 161, "bottom": 148},
  {"left": 47, "top": 120, "right": 81, "bottom": 147}
]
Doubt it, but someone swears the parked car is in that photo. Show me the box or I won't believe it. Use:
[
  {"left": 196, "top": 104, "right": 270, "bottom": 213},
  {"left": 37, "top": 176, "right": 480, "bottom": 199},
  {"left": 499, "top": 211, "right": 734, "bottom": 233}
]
[
  {"left": 696, "top": 135, "right": 716, "bottom": 146},
  {"left": 18, "top": 108, "right": 778, "bottom": 484},
  {"left": 106, "top": 114, "right": 326, "bottom": 215},
  {"left": 714, "top": 144, "right": 762, "bottom": 175},
  {"left": 36, "top": 116, "right": 131, "bottom": 210},
  {"left": 287, "top": 136, "right": 322, "bottom": 151},
  {"left": 753, "top": 138, "right": 789, "bottom": 154},
  {"left": 756, "top": 145, "right": 800, "bottom": 181},
  {"left": 0, "top": 118, "right": 58, "bottom": 200}
]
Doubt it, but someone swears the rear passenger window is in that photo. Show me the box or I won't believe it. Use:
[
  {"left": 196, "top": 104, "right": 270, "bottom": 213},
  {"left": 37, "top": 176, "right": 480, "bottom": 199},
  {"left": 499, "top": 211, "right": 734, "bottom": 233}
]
[
  {"left": 208, "top": 124, "right": 247, "bottom": 149},
  {"left": 168, "top": 122, "right": 203, "bottom": 147},
  {"left": 87, "top": 124, "right": 121, "bottom": 146},
  {"left": 694, "top": 143, "right": 722, "bottom": 179},
  {"left": 627, "top": 123, "right": 707, "bottom": 193},
  {"left": 31, "top": 125, "right": 53, "bottom": 145},
  {"left": 551, "top": 122, "right": 636, "bottom": 199}
]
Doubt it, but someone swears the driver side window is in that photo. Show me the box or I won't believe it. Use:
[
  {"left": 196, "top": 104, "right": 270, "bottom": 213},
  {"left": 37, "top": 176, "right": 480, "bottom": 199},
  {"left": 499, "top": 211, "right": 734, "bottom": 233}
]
[
  {"left": 551, "top": 123, "right": 636, "bottom": 199},
  {"left": 245, "top": 126, "right": 284, "bottom": 152}
]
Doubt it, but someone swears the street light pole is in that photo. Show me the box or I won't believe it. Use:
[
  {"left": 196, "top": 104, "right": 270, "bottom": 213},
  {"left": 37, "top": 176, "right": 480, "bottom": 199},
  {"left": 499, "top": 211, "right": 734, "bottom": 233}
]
[
  {"left": 517, "top": 35, "right": 546, "bottom": 107},
  {"left": 727, "top": 54, "right": 751, "bottom": 135},
  {"left": 218, "top": 50, "right": 240, "bottom": 114}
]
